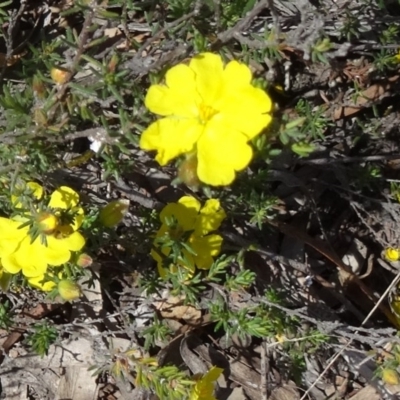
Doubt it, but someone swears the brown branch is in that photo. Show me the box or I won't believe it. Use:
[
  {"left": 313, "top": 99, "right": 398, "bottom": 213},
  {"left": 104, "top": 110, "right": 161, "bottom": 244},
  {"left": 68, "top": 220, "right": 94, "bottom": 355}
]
[{"left": 210, "top": 0, "right": 268, "bottom": 50}]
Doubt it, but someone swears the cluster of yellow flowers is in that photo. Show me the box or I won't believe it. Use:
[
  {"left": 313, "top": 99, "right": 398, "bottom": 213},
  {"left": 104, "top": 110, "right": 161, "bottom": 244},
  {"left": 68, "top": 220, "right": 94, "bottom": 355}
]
[
  {"left": 0, "top": 52, "right": 270, "bottom": 397},
  {"left": 0, "top": 182, "right": 85, "bottom": 291},
  {"left": 142, "top": 52, "right": 272, "bottom": 298},
  {"left": 152, "top": 195, "right": 226, "bottom": 278}
]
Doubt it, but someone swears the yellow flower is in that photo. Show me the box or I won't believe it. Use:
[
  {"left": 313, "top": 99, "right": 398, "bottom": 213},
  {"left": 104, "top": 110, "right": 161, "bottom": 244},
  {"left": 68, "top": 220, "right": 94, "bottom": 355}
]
[
  {"left": 189, "top": 366, "right": 223, "bottom": 400},
  {"left": 385, "top": 248, "right": 400, "bottom": 262},
  {"left": 140, "top": 52, "right": 272, "bottom": 186},
  {"left": 152, "top": 196, "right": 225, "bottom": 277},
  {"left": 0, "top": 186, "right": 85, "bottom": 278}
]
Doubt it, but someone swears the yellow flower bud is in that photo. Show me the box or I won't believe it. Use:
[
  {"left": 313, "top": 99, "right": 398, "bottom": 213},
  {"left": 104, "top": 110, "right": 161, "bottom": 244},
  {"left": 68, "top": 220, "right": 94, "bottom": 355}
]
[
  {"left": 37, "top": 212, "right": 59, "bottom": 234},
  {"left": 108, "top": 54, "right": 119, "bottom": 73},
  {"left": 178, "top": 154, "right": 201, "bottom": 188},
  {"left": 99, "top": 199, "right": 129, "bottom": 227},
  {"left": 32, "top": 75, "right": 46, "bottom": 98},
  {"left": 382, "top": 368, "right": 399, "bottom": 385},
  {"left": 385, "top": 248, "right": 400, "bottom": 262},
  {"left": 58, "top": 280, "right": 81, "bottom": 301},
  {"left": 76, "top": 253, "right": 93, "bottom": 268},
  {"left": 50, "top": 67, "right": 70, "bottom": 84}
]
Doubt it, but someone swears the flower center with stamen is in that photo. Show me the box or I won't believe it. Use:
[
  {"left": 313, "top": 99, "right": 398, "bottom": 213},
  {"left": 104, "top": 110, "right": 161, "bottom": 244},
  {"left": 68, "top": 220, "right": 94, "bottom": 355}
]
[{"left": 198, "top": 103, "right": 218, "bottom": 124}]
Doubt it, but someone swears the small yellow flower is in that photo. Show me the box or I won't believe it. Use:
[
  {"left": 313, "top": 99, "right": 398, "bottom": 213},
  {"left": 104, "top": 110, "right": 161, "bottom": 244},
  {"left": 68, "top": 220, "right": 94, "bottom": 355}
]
[
  {"left": 140, "top": 52, "right": 272, "bottom": 186},
  {"left": 0, "top": 185, "right": 85, "bottom": 278},
  {"left": 152, "top": 196, "right": 226, "bottom": 277},
  {"left": 385, "top": 248, "right": 400, "bottom": 262},
  {"left": 189, "top": 366, "right": 223, "bottom": 400}
]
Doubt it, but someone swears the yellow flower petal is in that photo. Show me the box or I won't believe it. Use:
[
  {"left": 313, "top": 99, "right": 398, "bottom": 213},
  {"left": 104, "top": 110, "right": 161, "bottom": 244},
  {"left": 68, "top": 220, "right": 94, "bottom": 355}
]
[
  {"left": 189, "top": 53, "right": 224, "bottom": 105},
  {"left": 0, "top": 218, "right": 25, "bottom": 255},
  {"left": 2, "top": 236, "right": 48, "bottom": 277},
  {"left": 191, "top": 234, "right": 223, "bottom": 269},
  {"left": 217, "top": 86, "right": 272, "bottom": 139},
  {"left": 140, "top": 117, "right": 203, "bottom": 166},
  {"left": 48, "top": 186, "right": 80, "bottom": 209},
  {"left": 42, "top": 232, "right": 85, "bottom": 266},
  {"left": 26, "top": 182, "right": 44, "bottom": 199},
  {"left": 178, "top": 196, "right": 201, "bottom": 214},
  {"left": 62, "top": 231, "right": 86, "bottom": 251},
  {"left": 28, "top": 275, "right": 56, "bottom": 292},
  {"left": 1, "top": 254, "right": 22, "bottom": 274},
  {"left": 222, "top": 60, "right": 252, "bottom": 87},
  {"left": 197, "top": 124, "right": 253, "bottom": 186},
  {"left": 160, "top": 201, "right": 198, "bottom": 232},
  {"left": 47, "top": 231, "right": 85, "bottom": 255},
  {"left": 11, "top": 181, "right": 44, "bottom": 207},
  {"left": 195, "top": 199, "right": 226, "bottom": 236},
  {"left": 145, "top": 64, "right": 200, "bottom": 117},
  {"left": 189, "top": 366, "right": 223, "bottom": 400},
  {"left": 71, "top": 206, "right": 84, "bottom": 230}
]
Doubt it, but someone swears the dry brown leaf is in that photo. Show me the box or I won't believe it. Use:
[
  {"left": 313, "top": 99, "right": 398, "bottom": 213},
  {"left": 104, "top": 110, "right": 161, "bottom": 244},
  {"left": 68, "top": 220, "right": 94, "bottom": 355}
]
[
  {"left": 153, "top": 295, "right": 202, "bottom": 323},
  {"left": 270, "top": 381, "right": 300, "bottom": 400},
  {"left": 349, "top": 385, "right": 381, "bottom": 400},
  {"left": 333, "top": 76, "right": 400, "bottom": 120}
]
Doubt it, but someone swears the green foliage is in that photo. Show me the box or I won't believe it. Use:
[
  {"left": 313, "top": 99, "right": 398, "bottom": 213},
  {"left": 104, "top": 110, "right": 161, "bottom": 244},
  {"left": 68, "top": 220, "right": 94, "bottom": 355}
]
[
  {"left": 26, "top": 320, "right": 58, "bottom": 357},
  {"left": 209, "top": 290, "right": 291, "bottom": 340},
  {"left": 0, "top": 300, "right": 14, "bottom": 330},
  {"left": 339, "top": 10, "right": 362, "bottom": 41},
  {"left": 135, "top": 358, "right": 195, "bottom": 399},
  {"left": 0, "top": 0, "right": 11, "bottom": 28},
  {"left": 164, "top": 0, "right": 195, "bottom": 19},
  {"left": 247, "top": 190, "right": 278, "bottom": 229},
  {"left": 142, "top": 315, "right": 172, "bottom": 351},
  {"left": 380, "top": 24, "right": 400, "bottom": 45},
  {"left": 225, "top": 269, "right": 256, "bottom": 290},
  {"left": 92, "top": 350, "right": 196, "bottom": 400},
  {"left": 373, "top": 341, "right": 400, "bottom": 384},
  {"left": 276, "top": 98, "right": 331, "bottom": 157},
  {"left": 310, "top": 38, "right": 332, "bottom": 64},
  {"left": 295, "top": 99, "right": 330, "bottom": 141},
  {"left": 220, "top": 0, "right": 257, "bottom": 27},
  {"left": 0, "top": 0, "right": 373, "bottom": 395}
]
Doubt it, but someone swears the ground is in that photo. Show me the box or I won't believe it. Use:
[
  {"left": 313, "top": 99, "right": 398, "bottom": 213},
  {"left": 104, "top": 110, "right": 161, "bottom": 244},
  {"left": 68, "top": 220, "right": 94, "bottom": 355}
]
[{"left": 0, "top": 0, "right": 400, "bottom": 399}]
